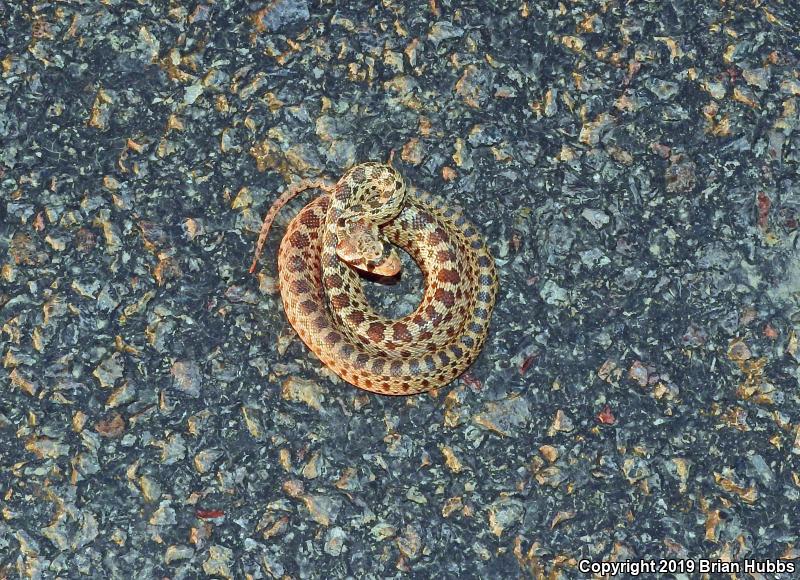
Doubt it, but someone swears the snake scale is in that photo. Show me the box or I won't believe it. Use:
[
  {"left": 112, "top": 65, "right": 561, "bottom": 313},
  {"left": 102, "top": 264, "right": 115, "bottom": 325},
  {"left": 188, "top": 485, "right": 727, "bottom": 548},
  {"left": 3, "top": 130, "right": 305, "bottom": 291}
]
[{"left": 250, "top": 162, "right": 497, "bottom": 395}]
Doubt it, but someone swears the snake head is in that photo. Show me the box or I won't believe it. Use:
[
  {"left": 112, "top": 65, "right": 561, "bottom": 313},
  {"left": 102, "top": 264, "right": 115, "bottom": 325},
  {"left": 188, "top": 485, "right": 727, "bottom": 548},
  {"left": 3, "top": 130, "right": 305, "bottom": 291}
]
[
  {"left": 366, "top": 249, "right": 401, "bottom": 276},
  {"left": 336, "top": 219, "right": 401, "bottom": 277}
]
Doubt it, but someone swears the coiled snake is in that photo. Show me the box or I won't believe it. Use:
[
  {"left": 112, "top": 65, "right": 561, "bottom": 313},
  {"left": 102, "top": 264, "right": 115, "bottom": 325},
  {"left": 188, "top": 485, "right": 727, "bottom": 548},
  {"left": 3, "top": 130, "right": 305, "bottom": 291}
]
[{"left": 250, "top": 162, "right": 497, "bottom": 395}]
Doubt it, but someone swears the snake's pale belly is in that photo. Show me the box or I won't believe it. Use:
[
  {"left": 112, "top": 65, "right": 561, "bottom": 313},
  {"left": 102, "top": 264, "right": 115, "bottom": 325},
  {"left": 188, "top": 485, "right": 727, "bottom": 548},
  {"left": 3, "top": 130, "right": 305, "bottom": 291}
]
[{"left": 260, "top": 163, "right": 497, "bottom": 395}]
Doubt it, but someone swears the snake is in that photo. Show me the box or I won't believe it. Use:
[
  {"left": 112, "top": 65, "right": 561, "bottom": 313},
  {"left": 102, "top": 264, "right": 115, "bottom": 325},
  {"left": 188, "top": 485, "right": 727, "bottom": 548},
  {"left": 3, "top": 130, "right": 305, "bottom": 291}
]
[{"left": 249, "top": 162, "right": 497, "bottom": 395}]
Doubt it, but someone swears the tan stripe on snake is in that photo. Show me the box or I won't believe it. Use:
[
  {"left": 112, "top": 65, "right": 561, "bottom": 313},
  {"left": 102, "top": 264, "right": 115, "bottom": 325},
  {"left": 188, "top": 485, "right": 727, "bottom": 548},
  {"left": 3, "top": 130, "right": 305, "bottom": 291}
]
[{"left": 249, "top": 162, "right": 497, "bottom": 395}]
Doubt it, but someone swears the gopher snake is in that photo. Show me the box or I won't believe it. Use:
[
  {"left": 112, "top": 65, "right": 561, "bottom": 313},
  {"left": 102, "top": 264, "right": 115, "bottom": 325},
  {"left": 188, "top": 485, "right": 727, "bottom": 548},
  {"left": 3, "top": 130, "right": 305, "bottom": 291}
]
[{"left": 250, "top": 162, "right": 497, "bottom": 395}]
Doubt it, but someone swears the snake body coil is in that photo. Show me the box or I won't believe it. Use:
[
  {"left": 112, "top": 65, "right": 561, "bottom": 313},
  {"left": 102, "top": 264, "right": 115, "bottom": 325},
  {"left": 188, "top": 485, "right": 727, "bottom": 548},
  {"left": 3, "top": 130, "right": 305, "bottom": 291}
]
[{"left": 251, "top": 162, "right": 497, "bottom": 395}]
